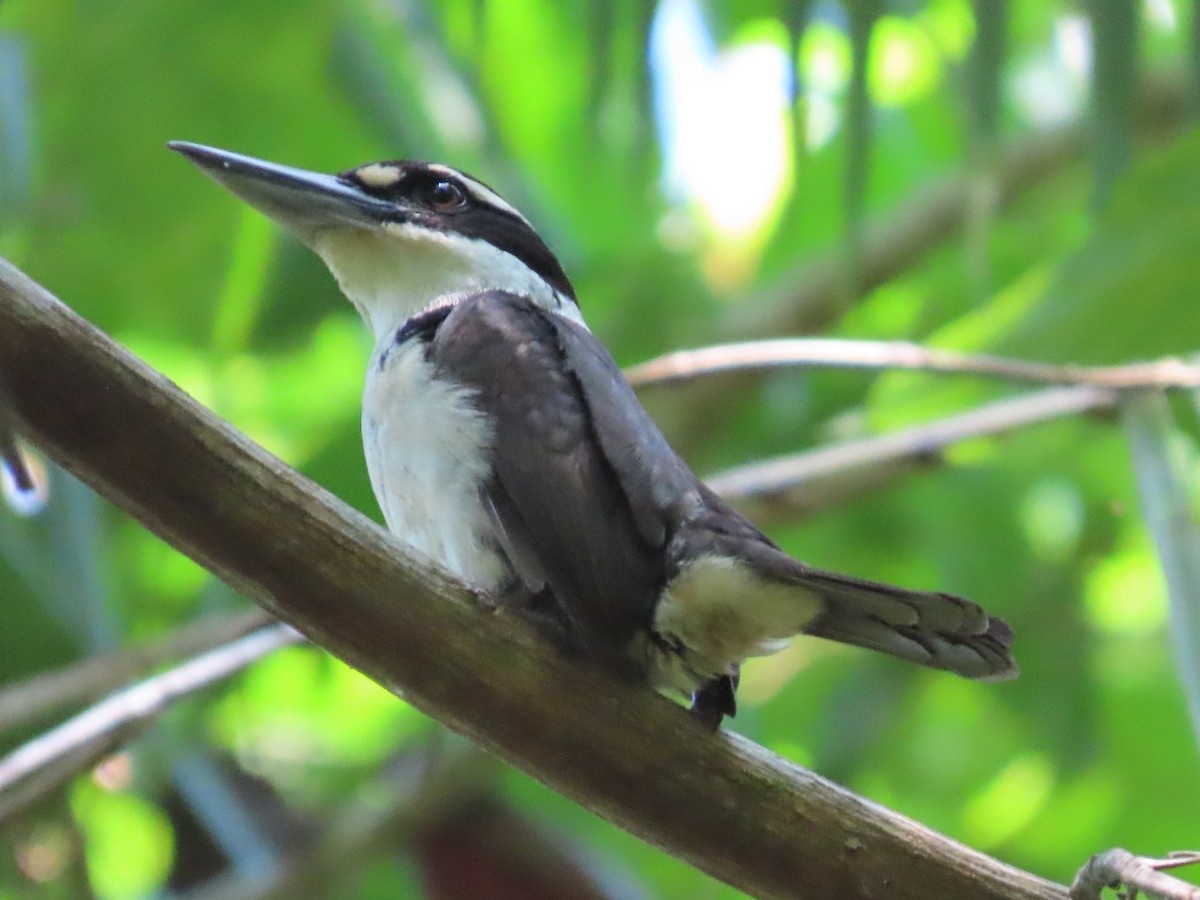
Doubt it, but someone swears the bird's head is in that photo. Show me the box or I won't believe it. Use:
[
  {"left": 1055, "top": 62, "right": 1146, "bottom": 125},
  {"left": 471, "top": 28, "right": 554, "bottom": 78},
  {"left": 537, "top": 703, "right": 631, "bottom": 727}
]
[{"left": 169, "top": 142, "right": 578, "bottom": 340}]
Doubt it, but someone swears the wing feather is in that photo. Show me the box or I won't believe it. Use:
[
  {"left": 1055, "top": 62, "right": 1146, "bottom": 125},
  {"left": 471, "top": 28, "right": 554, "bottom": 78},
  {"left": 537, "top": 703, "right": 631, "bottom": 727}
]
[
  {"left": 429, "top": 292, "right": 671, "bottom": 663},
  {"left": 428, "top": 290, "right": 1017, "bottom": 685}
]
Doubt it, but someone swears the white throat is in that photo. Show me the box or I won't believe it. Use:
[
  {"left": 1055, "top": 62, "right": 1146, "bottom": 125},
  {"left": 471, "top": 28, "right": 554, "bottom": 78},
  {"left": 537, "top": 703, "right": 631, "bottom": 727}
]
[{"left": 311, "top": 222, "right": 584, "bottom": 343}]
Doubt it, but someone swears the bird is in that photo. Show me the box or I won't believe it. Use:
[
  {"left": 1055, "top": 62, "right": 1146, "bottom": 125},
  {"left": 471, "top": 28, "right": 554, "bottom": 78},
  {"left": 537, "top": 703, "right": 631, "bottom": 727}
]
[{"left": 169, "top": 141, "right": 1018, "bottom": 728}]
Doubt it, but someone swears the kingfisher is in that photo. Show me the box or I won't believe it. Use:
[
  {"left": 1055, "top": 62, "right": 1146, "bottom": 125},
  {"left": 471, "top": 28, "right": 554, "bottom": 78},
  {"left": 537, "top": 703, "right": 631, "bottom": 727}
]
[{"left": 170, "top": 142, "right": 1017, "bottom": 728}]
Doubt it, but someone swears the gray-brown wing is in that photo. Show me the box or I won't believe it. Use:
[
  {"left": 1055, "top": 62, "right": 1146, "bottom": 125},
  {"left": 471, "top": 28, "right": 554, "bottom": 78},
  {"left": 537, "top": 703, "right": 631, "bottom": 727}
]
[
  {"left": 431, "top": 291, "right": 1017, "bottom": 684},
  {"left": 429, "top": 292, "right": 679, "bottom": 665}
]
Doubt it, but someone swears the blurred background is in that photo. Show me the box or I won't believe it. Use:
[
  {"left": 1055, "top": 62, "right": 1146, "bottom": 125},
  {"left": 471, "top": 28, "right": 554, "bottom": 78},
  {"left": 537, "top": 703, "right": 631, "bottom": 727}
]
[{"left": 1, "top": 0, "right": 1199, "bottom": 897}]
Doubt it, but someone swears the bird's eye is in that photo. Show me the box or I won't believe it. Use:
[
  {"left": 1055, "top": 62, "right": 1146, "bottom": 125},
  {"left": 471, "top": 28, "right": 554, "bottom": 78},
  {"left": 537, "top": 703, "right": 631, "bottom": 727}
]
[{"left": 424, "top": 180, "right": 466, "bottom": 211}]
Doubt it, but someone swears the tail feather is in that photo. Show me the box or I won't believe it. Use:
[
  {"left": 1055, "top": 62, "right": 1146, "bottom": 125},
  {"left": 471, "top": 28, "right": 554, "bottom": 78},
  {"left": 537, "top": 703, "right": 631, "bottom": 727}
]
[
  {"left": 670, "top": 512, "right": 1019, "bottom": 681},
  {"left": 792, "top": 568, "right": 1018, "bottom": 681}
]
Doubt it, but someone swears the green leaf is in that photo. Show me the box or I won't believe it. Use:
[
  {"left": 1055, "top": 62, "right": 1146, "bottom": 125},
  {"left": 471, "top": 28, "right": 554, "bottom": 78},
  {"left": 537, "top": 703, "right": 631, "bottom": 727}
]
[
  {"left": 1087, "top": 0, "right": 1139, "bottom": 209},
  {"left": 0, "top": 34, "right": 33, "bottom": 218},
  {"left": 965, "top": 0, "right": 1005, "bottom": 153},
  {"left": 995, "top": 132, "right": 1200, "bottom": 363},
  {"left": 72, "top": 781, "right": 174, "bottom": 900}
]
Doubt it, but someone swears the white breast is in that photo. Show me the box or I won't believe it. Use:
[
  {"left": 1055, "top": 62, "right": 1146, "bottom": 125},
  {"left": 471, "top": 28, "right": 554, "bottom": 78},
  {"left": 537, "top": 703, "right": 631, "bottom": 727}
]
[{"left": 361, "top": 337, "right": 509, "bottom": 589}]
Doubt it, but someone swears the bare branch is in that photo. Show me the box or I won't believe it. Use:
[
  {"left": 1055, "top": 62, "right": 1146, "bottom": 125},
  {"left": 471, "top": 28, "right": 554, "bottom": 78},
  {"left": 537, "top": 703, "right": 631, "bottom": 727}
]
[
  {"left": 0, "top": 625, "right": 300, "bottom": 809},
  {"left": 1070, "top": 848, "right": 1200, "bottom": 900},
  {"left": 0, "top": 742, "right": 114, "bottom": 824},
  {"left": 0, "top": 609, "right": 272, "bottom": 735},
  {"left": 0, "top": 258, "right": 1069, "bottom": 897},
  {"left": 707, "top": 386, "right": 1115, "bottom": 523},
  {"left": 626, "top": 338, "right": 1200, "bottom": 392}
]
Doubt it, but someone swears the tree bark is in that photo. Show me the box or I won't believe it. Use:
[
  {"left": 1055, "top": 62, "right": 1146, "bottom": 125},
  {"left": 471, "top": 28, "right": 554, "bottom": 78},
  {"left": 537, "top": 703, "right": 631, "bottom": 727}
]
[{"left": 0, "top": 258, "right": 1067, "bottom": 899}]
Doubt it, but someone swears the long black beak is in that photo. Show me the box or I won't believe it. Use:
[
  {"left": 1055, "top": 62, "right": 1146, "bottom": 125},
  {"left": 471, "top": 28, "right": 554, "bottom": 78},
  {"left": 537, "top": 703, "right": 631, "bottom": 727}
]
[{"left": 168, "top": 141, "right": 394, "bottom": 235}]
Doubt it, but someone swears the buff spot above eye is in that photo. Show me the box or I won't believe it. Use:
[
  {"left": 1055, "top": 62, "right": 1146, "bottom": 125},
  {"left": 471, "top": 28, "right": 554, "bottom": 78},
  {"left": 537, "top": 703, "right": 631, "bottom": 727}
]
[{"left": 352, "top": 163, "right": 404, "bottom": 191}]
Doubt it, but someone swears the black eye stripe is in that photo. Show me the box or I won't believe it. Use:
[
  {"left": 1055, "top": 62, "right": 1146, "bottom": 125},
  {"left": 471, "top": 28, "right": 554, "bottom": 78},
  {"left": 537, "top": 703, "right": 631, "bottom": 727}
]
[
  {"left": 341, "top": 161, "right": 577, "bottom": 302},
  {"left": 341, "top": 167, "right": 464, "bottom": 203}
]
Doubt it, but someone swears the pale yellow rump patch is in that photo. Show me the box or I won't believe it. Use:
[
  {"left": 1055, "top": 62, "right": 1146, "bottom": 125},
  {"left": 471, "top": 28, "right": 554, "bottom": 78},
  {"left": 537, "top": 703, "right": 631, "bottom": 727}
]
[{"left": 654, "top": 555, "right": 824, "bottom": 673}]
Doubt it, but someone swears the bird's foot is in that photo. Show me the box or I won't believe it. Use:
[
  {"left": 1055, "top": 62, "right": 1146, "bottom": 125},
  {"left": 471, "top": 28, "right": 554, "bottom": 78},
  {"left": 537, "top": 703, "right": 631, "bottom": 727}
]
[{"left": 689, "top": 670, "right": 739, "bottom": 732}]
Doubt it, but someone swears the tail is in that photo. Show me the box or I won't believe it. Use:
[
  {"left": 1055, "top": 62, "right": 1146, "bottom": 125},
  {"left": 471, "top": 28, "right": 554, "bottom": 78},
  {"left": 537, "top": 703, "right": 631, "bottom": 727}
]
[{"left": 796, "top": 568, "right": 1018, "bottom": 681}]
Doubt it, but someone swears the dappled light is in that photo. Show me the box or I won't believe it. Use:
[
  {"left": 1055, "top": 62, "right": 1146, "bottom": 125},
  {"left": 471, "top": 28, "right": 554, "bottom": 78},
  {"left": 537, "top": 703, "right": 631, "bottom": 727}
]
[{"left": 0, "top": 1, "right": 1198, "bottom": 898}]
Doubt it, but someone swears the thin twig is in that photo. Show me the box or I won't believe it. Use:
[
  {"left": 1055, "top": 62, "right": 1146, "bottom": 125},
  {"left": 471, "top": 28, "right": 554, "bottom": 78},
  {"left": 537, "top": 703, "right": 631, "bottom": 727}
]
[
  {"left": 0, "top": 742, "right": 112, "bottom": 824},
  {"left": 0, "top": 624, "right": 301, "bottom": 803},
  {"left": 1070, "top": 848, "right": 1200, "bottom": 900},
  {"left": 707, "top": 385, "right": 1115, "bottom": 521},
  {"left": 626, "top": 338, "right": 1200, "bottom": 392},
  {"left": 0, "top": 257, "right": 1069, "bottom": 897},
  {"left": 0, "top": 609, "right": 272, "bottom": 735}
]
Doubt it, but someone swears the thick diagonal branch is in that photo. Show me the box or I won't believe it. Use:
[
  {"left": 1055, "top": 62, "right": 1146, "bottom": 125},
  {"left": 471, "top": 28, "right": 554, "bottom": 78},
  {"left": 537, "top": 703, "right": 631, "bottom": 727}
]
[{"left": 0, "top": 258, "right": 1066, "bottom": 900}]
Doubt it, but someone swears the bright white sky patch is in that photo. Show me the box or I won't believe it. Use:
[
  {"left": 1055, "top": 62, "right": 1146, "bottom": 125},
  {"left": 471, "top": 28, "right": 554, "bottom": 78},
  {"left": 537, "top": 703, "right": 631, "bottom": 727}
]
[
  {"left": 1055, "top": 13, "right": 1092, "bottom": 77},
  {"left": 1144, "top": 0, "right": 1177, "bottom": 29},
  {"left": 1011, "top": 14, "right": 1091, "bottom": 127},
  {"left": 650, "top": 0, "right": 792, "bottom": 242}
]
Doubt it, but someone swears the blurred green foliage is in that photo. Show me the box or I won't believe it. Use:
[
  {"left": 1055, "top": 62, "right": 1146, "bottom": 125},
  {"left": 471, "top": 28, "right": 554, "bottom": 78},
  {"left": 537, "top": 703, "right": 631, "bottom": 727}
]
[{"left": 1, "top": 0, "right": 1199, "bottom": 897}]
